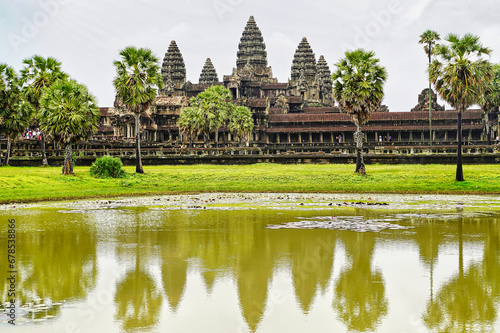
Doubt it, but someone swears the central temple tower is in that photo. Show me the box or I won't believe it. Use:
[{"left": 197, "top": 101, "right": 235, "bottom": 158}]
[{"left": 224, "top": 16, "right": 277, "bottom": 100}]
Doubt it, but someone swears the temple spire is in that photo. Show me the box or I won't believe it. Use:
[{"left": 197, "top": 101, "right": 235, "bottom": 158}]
[
  {"left": 199, "top": 58, "right": 219, "bottom": 85},
  {"left": 161, "top": 40, "right": 186, "bottom": 93},
  {"left": 291, "top": 37, "right": 317, "bottom": 84},
  {"left": 236, "top": 16, "right": 268, "bottom": 75}
]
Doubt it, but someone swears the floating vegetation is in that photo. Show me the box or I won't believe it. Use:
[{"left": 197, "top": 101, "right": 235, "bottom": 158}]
[
  {"left": 0, "top": 299, "right": 64, "bottom": 325},
  {"left": 267, "top": 216, "right": 413, "bottom": 232}
]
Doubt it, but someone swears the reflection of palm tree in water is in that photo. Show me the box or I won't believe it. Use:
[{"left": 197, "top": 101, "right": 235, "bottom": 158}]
[
  {"left": 15, "top": 215, "right": 97, "bottom": 305},
  {"left": 333, "top": 232, "right": 388, "bottom": 332},
  {"left": 290, "top": 230, "right": 336, "bottom": 314},
  {"left": 423, "top": 217, "right": 499, "bottom": 332},
  {"left": 114, "top": 215, "right": 163, "bottom": 332}
]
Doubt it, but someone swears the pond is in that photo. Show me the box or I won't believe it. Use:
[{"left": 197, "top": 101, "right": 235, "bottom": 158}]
[{"left": 0, "top": 193, "right": 499, "bottom": 333}]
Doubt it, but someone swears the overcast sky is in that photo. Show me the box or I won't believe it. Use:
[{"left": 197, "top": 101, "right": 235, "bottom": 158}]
[{"left": 2, "top": 0, "right": 500, "bottom": 110}]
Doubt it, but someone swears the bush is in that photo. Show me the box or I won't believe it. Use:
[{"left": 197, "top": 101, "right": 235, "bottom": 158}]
[{"left": 89, "top": 155, "right": 126, "bottom": 178}]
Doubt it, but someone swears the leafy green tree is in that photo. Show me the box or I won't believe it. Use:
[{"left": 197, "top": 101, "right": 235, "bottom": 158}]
[
  {"left": 20, "top": 55, "right": 68, "bottom": 166},
  {"left": 0, "top": 64, "right": 34, "bottom": 166},
  {"left": 483, "top": 64, "right": 500, "bottom": 144},
  {"left": 332, "top": 49, "right": 387, "bottom": 174},
  {"left": 228, "top": 106, "right": 253, "bottom": 146},
  {"left": 177, "top": 106, "right": 202, "bottom": 148},
  {"left": 419, "top": 30, "right": 441, "bottom": 145},
  {"left": 39, "top": 80, "right": 100, "bottom": 175},
  {"left": 113, "top": 46, "right": 163, "bottom": 173},
  {"left": 187, "top": 85, "right": 234, "bottom": 148},
  {"left": 429, "top": 34, "right": 493, "bottom": 181}
]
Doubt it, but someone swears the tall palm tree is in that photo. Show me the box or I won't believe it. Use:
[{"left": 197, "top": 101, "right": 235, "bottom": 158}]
[
  {"left": 332, "top": 49, "right": 387, "bottom": 174},
  {"left": 113, "top": 46, "right": 163, "bottom": 173},
  {"left": 228, "top": 106, "right": 253, "bottom": 147},
  {"left": 0, "top": 64, "right": 34, "bottom": 165},
  {"left": 419, "top": 30, "right": 441, "bottom": 145},
  {"left": 39, "top": 80, "right": 100, "bottom": 175},
  {"left": 20, "top": 55, "right": 68, "bottom": 166},
  {"left": 429, "top": 33, "right": 493, "bottom": 181}
]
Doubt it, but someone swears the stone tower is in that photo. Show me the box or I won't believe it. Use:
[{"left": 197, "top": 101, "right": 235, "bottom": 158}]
[
  {"left": 411, "top": 88, "right": 445, "bottom": 111},
  {"left": 288, "top": 37, "right": 326, "bottom": 104},
  {"left": 316, "top": 55, "right": 333, "bottom": 105},
  {"left": 290, "top": 37, "right": 317, "bottom": 84},
  {"left": 234, "top": 16, "right": 273, "bottom": 82},
  {"left": 161, "top": 40, "right": 186, "bottom": 96},
  {"left": 199, "top": 58, "right": 219, "bottom": 85}
]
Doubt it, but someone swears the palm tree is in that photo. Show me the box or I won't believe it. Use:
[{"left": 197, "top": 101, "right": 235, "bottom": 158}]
[
  {"left": 429, "top": 34, "right": 493, "bottom": 181},
  {"left": 332, "top": 49, "right": 387, "bottom": 174},
  {"left": 177, "top": 106, "right": 202, "bottom": 148},
  {"left": 188, "top": 85, "right": 234, "bottom": 148},
  {"left": 228, "top": 106, "right": 253, "bottom": 147},
  {"left": 20, "top": 55, "right": 68, "bottom": 166},
  {"left": 39, "top": 80, "right": 100, "bottom": 175},
  {"left": 0, "top": 64, "right": 34, "bottom": 166},
  {"left": 483, "top": 64, "right": 500, "bottom": 145},
  {"left": 113, "top": 46, "right": 163, "bottom": 173},
  {"left": 419, "top": 30, "right": 441, "bottom": 145}
]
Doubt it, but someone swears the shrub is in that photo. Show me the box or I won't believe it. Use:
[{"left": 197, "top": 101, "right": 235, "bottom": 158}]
[{"left": 90, "top": 155, "right": 126, "bottom": 178}]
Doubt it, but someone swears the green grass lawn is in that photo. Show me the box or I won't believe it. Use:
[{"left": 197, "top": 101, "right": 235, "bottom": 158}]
[{"left": 1, "top": 163, "right": 499, "bottom": 203}]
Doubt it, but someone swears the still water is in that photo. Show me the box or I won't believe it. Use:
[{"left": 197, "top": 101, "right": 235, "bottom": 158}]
[{"left": 0, "top": 193, "right": 499, "bottom": 333}]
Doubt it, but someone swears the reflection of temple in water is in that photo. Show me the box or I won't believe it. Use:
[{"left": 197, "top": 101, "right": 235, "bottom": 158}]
[
  {"left": 97, "top": 16, "right": 500, "bottom": 147},
  {"left": 1, "top": 209, "right": 498, "bottom": 331}
]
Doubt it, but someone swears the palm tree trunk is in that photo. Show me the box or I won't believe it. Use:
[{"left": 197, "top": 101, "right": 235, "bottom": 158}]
[
  {"left": 135, "top": 113, "right": 144, "bottom": 174},
  {"left": 354, "top": 124, "right": 365, "bottom": 174},
  {"left": 41, "top": 132, "right": 48, "bottom": 166},
  {"left": 62, "top": 144, "right": 74, "bottom": 175},
  {"left": 456, "top": 108, "right": 464, "bottom": 181},
  {"left": 428, "top": 44, "right": 433, "bottom": 146},
  {"left": 2, "top": 135, "right": 12, "bottom": 166}
]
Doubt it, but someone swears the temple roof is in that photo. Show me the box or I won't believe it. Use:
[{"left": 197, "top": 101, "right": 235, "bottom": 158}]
[
  {"left": 236, "top": 16, "right": 268, "bottom": 74},
  {"left": 161, "top": 41, "right": 186, "bottom": 88},
  {"left": 291, "top": 37, "right": 317, "bottom": 84},
  {"left": 199, "top": 58, "right": 219, "bottom": 85},
  {"left": 269, "top": 110, "right": 483, "bottom": 123}
]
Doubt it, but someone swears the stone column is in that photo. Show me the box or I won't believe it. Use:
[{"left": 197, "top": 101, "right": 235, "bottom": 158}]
[
  {"left": 298, "top": 133, "right": 302, "bottom": 143},
  {"left": 287, "top": 133, "right": 291, "bottom": 144},
  {"left": 320, "top": 133, "right": 324, "bottom": 143},
  {"left": 277, "top": 133, "right": 281, "bottom": 144},
  {"left": 309, "top": 132, "right": 312, "bottom": 143}
]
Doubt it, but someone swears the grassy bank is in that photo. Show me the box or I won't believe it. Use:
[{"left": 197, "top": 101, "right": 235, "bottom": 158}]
[{"left": 1, "top": 163, "right": 499, "bottom": 203}]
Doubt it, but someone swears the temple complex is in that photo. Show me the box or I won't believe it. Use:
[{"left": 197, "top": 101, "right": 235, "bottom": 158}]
[{"left": 101, "top": 16, "right": 500, "bottom": 148}]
